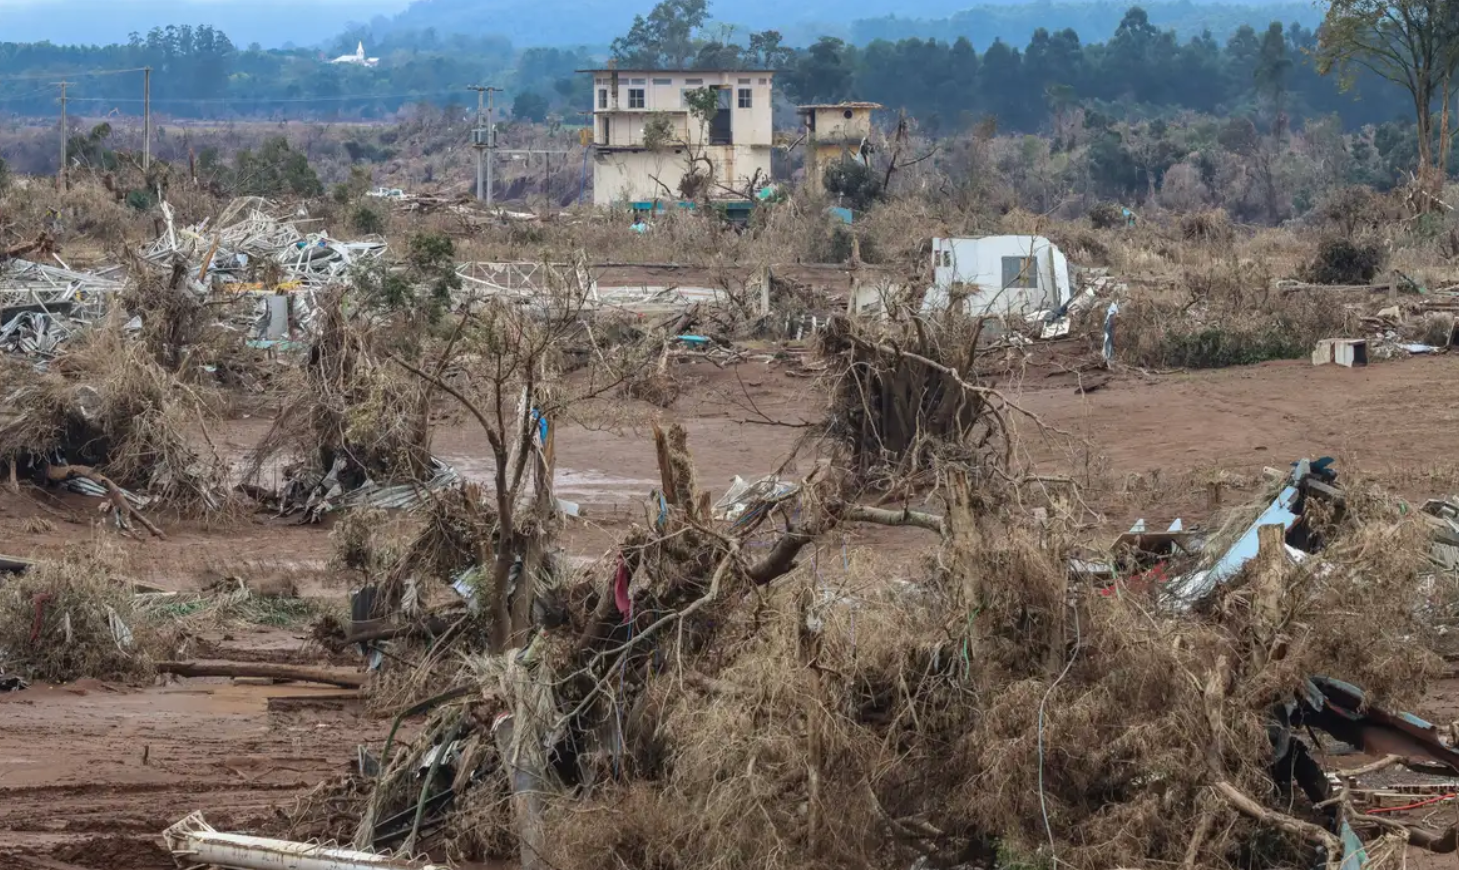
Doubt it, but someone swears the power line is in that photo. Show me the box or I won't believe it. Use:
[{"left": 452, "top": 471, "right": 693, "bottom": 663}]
[
  {"left": 0, "top": 85, "right": 61, "bottom": 104},
  {"left": 53, "top": 89, "right": 469, "bottom": 106},
  {"left": 0, "top": 67, "right": 148, "bottom": 82}
]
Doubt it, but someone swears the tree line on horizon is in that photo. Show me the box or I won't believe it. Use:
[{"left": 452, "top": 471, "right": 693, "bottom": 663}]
[{"left": 0, "top": 5, "right": 1419, "bottom": 142}]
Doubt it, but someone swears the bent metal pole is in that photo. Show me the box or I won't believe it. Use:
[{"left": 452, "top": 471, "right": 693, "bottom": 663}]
[{"left": 163, "top": 812, "right": 453, "bottom": 870}]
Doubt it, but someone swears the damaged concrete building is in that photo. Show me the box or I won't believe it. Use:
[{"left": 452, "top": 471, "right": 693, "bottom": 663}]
[{"left": 582, "top": 67, "right": 775, "bottom": 206}]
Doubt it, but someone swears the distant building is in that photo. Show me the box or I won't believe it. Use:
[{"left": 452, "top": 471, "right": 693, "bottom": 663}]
[
  {"left": 331, "top": 42, "right": 379, "bottom": 68},
  {"left": 581, "top": 68, "right": 775, "bottom": 207},
  {"left": 797, "top": 102, "right": 881, "bottom": 195}
]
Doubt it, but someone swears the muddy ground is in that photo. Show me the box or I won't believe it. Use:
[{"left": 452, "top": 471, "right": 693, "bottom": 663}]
[{"left": 4, "top": 351, "right": 1459, "bottom": 868}]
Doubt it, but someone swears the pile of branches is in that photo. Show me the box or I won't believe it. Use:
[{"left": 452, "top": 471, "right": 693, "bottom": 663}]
[
  {"left": 286, "top": 312, "right": 1454, "bottom": 870},
  {"left": 820, "top": 312, "right": 1015, "bottom": 491},
  {"left": 244, "top": 285, "right": 434, "bottom": 498},
  {"left": 0, "top": 318, "right": 228, "bottom": 519}
]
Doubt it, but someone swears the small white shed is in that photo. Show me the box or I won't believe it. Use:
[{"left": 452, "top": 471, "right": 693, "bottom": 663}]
[{"left": 922, "top": 235, "right": 1072, "bottom": 318}]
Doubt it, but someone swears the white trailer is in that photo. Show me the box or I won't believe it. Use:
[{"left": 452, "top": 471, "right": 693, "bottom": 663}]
[{"left": 922, "top": 235, "right": 1072, "bottom": 318}]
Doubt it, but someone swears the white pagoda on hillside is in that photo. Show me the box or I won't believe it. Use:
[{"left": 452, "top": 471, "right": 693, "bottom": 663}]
[{"left": 331, "top": 42, "right": 379, "bottom": 67}]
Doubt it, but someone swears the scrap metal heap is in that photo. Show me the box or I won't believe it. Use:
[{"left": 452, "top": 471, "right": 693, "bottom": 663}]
[{"left": 142, "top": 197, "right": 388, "bottom": 290}]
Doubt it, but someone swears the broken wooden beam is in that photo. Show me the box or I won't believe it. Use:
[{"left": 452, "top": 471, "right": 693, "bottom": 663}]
[{"left": 158, "top": 661, "right": 364, "bottom": 689}]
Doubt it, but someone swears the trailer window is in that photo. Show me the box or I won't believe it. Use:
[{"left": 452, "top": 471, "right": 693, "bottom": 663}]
[{"left": 1001, "top": 256, "right": 1037, "bottom": 289}]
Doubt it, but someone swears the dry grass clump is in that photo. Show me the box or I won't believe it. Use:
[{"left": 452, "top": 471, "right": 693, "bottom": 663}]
[
  {"left": 0, "top": 544, "right": 174, "bottom": 682},
  {"left": 1114, "top": 260, "right": 1354, "bottom": 369},
  {"left": 1181, "top": 208, "right": 1236, "bottom": 244}
]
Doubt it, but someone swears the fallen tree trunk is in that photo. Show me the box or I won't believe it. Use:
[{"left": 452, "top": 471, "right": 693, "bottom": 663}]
[
  {"left": 0, "top": 232, "right": 53, "bottom": 262},
  {"left": 157, "top": 661, "right": 364, "bottom": 688}
]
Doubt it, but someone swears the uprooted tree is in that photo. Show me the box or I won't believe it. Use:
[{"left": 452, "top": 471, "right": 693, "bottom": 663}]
[{"left": 287, "top": 306, "right": 1456, "bottom": 870}]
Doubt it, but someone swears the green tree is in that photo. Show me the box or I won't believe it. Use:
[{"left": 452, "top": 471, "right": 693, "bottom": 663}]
[
  {"left": 611, "top": 0, "right": 708, "bottom": 68},
  {"left": 824, "top": 158, "right": 884, "bottom": 210},
  {"left": 1255, "top": 21, "right": 1293, "bottom": 115},
  {"left": 407, "top": 232, "right": 461, "bottom": 320},
  {"left": 513, "top": 90, "right": 549, "bottom": 122},
  {"left": 333, "top": 165, "right": 374, "bottom": 203},
  {"left": 746, "top": 30, "right": 793, "bottom": 68},
  {"left": 232, "top": 136, "right": 323, "bottom": 197},
  {"left": 782, "top": 36, "right": 854, "bottom": 103},
  {"left": 1317, "top": 0, "right": 1459, "bottom": 187}
]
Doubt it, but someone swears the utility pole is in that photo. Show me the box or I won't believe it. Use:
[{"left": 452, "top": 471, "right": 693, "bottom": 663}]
[
  {"left": 486, "top": 87, "right": 497, "bottom": 206},
  {"left": 56, "top": 80, "right": 68, "bottom": 190},
  {"left": 468, "top": 85, "right": 500, "bottom": 204},
  {"left": 143, "top": 67, "right": 152, "bottom": 173}
]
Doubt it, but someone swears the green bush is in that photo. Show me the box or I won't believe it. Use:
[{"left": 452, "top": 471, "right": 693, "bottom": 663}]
[
  {"left": 351, "top": 204, "right": 386, "bottom": 235},
  {"left": 125, "top": 189, "right": 156, "bottom": 211},
  {"left": 1300, "top": 238, "right": 1384, "bottom": 285}
]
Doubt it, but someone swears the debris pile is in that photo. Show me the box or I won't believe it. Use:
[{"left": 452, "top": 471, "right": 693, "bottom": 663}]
[
  {"left": 260, "top": 307, "right": 1459, "bottom": 870},
  {"left": 0, "top": 545, "right": 174, "bottom": 683},
  {"left": 143, "top": 198, "right": 387, "bottom": 290},
  {"left": 0, "top": 257, "right": 126, "bottom": 360},
  {"left": 1363, "top": 296, "right": 1458, "bottom": 358},
  {"left": 0, "top": 320, "right": 228, "bottom": 521},
  {"left": 240, "top": 285, "right": 447, "bottom": 520}
]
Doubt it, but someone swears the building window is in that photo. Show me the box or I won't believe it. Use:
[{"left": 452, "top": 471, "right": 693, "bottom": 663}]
[
  {"left": 652, "top": 77, "right": 672, "bottom": 85},
  {"left": 598, "top": 89, "right": 607, "bottom": 109},
  {"left": 738, "top": 77, "right": 751, "bottom": 84},
  {"left": 685, "top": 77, "right": 703, "bottom": 85},
  {"left": 759, "top": 77, "right": 769, "bottom": 85},
  {"left": 737, "top": 88, "right": 752, "bottom": 108},
  {"left": 628, "top": 88, "right": 645, "bottom": 109},
  {"left": 629, "top": 77, "right": 646, "bottom": 85}
]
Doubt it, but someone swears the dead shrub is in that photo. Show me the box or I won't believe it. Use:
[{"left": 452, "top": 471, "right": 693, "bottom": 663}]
[
  {"left": 1180, "top": 208, "right": 1235, "bottom": 244},
  {"left": 1300, "top": 238, "right": 1385, "bottom": 285},
  {"left": 244, "top": 286, "right": 433, "bottom": 491},
  {"left": 1315, "top": 185, "right": 1390, "bottom": 238},
  {"left": 623, "top": 366, "right": 682, "bottom": 408},
  {"left": 1088, "top": 202, "right": 1126, "bottom": 229},
  {"left": 0, "top": 544, "right": 175, "bottom": 682}
]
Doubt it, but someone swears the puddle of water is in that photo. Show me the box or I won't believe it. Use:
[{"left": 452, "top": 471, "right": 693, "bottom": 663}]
[{"left": 438, "top": 455, "right": 654, "bottom": 503}]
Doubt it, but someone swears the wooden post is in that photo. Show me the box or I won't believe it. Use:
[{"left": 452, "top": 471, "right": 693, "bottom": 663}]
[
  {"left": 1253, "top": 523, "right": 1288, "bottom": 639},
  {"left": 1206, "top": 481, "right": 1222, "bottom": 513},
  {"left": 1256, "top": 523, "right": 1285, "bottom": 559}
]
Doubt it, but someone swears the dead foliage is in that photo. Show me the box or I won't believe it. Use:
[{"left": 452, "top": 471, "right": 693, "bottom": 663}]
[
  {"left": 1181, "top": 208, "right": 1236, "bottom": 244},
  {"left": 819, "top": 312, "right": 1011, "bottom": 491},
  {"left": 0, "top": 319, "right": 228, "bottom": 513},
  {"left": 243, "top": 285, "right": 434, "bottom": 493},
  {"left": 0, "top": 544, "right": 176, "bottom": 682},
  {"left": 327, "top": 440, "right": 1448, "bottom": 870},
  {"left": 1112, "top": 260, "right": 1354, "bottom": 369}
]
